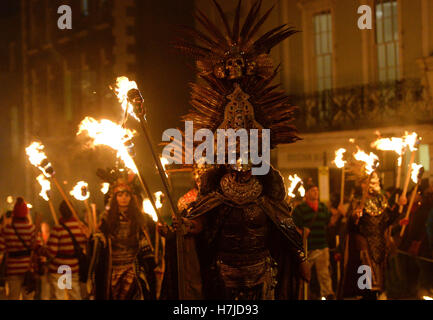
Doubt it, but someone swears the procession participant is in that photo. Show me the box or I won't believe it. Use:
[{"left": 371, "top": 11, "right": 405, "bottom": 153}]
[
  {"left": 293, "top": 181, "right": 339, "bottom": 300},
  {"left": 45, "top": 201, "right": 87, "bottom": 300},
  {"left": 339, "top": 171, "right": 407, "bottom": 300},
  {"left": 396, "top": 180, "right": 433, "bottom": 298},
  {"left": 0, "top": 197, "right": 41, "bottom": 300},
  {"left": 170, "top": 0, "right": 312, "bottom": 299},
  {"left": 90, "top": 167, "right": 157, "bottom": 300}
]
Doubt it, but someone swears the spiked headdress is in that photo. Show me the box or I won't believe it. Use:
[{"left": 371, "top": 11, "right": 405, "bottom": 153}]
[{"left": 174, "top": 0, "right": 300, "bottom": 153}]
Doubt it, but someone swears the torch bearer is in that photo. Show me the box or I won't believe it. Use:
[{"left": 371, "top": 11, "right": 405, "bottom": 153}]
[
  {"left": 400, "top": 164, "right": 424, "bottom": 237},
  {"left": 36, "top": 174, "right": 59, "bottom": 226},
  {"left": 119, "top": 78, "right": 186, "bottom": 299},
  {"left": 334, "top": 148, "right": 347, "bottom": 206},
  {"left": 399, "top": 133, "right": 421, "bottom": 214},
  {"left": 26, "top": 142, "right": 80, "bottom": 222}
]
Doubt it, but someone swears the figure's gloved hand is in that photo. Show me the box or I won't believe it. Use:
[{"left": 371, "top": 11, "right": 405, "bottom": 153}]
[
  {"left": 299, "top": 261, "right": 311, "bottom": 283},
  {"left": 156, "top": 222, "right": 170, "bottom": 237}
]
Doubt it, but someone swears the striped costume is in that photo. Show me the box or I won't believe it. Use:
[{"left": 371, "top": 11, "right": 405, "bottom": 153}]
[
  {"left": 46, "top": 218, "right": 87, "bottom": 275},
  {"left": 0, "top": 219, "right": 40, "bottom": 276}
]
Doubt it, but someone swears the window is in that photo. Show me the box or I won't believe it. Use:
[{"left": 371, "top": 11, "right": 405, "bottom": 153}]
[
  {"left": 313, "top": 12, "right": 333, "bottom": 91},
  {"left": 375, "top": 0, "right": 399, "bottom": 82}
]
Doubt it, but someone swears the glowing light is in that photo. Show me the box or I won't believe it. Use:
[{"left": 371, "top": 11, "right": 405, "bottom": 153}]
[
  {"left": 154, "top": 191, "right": 163, "bottom": 209},
  {"left": 349, "top": 138, "right": 355, "bottom": 143},
  {"left": 411, "top": 163, "right": 423, "bottom": 184},
  {"left": 27, "top": 204, "right": 33, "bottom": 209},
  {"left": 353, "top": 148, "right": 379, "bottom": 175},
  {"left": 36, "top": 174, "right": 51, "bottom": 201},
  {"left": 423, "top": 296, "right": 433, "bottom": 300},
  {"left": 26, "top": 142, "right": 52, "bottom": 177},
  {"left": 77, "top": 117, "right": 138, "bottom": 174},
  {"left": 334, "top": 148, "right": 346, "bottom": 169},
  {"left": 371, "top": 136, "right": 405, "bottom": 156},
  {"left": 403, "top": 132, "right": 420, "bottom": 152},
  {"left": 298, "top": 185, "right": 306, "bottom": 197},
  {"left": 70, "top": 181, "right": 90, "bottom": 201},
  {"left": 101, "top": 183, "right": 110, "bottom": 195},
  {"left": 142, "top": 198, "right": 158, "bottom": 222},
  {"left": 114, "top": 76, "right": 139, "bottom": 121},
  {"left": 160, "top": 157, "right": 169, "bottom": 177},
  {"left": 288, "top": 175, "right": 303, "bottom": 198},
  {"left": 321, "top": 297, "right": 326, "bottom": 300},
  {"left": 6, "top": 196, "right": 13, "bottom": 204}
]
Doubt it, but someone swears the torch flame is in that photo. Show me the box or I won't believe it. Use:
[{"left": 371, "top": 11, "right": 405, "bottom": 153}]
[
  {"left": 26, "top": 142, "right": 52, "bottom": 177},
  {"left": 403, "top": 132, "right": 419, "bottom": 152},
  {"left": 36, "top": 174, "right": 51, "bottom": 201},
  {"left": 371, "top": 137, "right": 405, "bottom": 156},
  {"left": 411, "top": 163, "right": 423, "bottom": 184},
  {"left": 114, "top": 76, "right": 139, "bottom": 121},
  {"left": 101, "top": 183, "right": 110, "bottom": 195},
  {"left": 298, "top": 185, "right": 306, "bottom": 197},
  {"left": 70, "top": 181, "right": 90, "bottom": 201},
  {"left": 423, "top": 296, "right": 433, "bottom": 300},
  {"left": 142, "top": 198, "right": 158, "bottom": 222},
  {"left": 334, "top": 148, "right": 347, "bottom": 169},
  {"left": 288, "top": 174, "right": 303, "bottom": 198},
  {"left": 77, "top": 117, "right": 138, "bottom": 174},
  {"left": 353, "top": 148, "right": 379, "bottom": 175},
  {"left": 154, "top": 191, "right": 163, "bottom": 209}
]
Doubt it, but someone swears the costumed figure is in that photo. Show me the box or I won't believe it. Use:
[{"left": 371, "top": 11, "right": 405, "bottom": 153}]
[
  {"left": 172, "top": 0, "right": 309, "bottom": 300},
  {"left": 88, "top": 167, "right": 159, "bottom": 300},
  {"left": 339, "top": 166, "right": 406, "bottom": 300}
]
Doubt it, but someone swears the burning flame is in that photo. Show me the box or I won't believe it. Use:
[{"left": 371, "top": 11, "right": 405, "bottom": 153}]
[
  {"left": 70, "top": 181, "right": 90, "bottom": 201},
  {"left": 403, "top": 132, "right": 419, "bottom": 152},
  {"left": 101, "top": 183, "right": 110, "bottom": 195},
  {"left": 27, "top": 204, "right": 33, "bottom": 209},
  {"left": 37, "top": 174, "right": 51, "bottom": 201},
  {"left": 77, "top": 117, "right": 138, "bottom": 174},
  {"left": 7, "top": 196, "right": 14, "bottom": 204},
  {"left": 114, "top": 76, "right": 139, "bottom": 121},
  {"left": 411, "top": 163, "right": 423, "bottom": 184},
  {"left": 288, "top": 175, "right": 303, "bottom": 198},
  {"left": 334, "top": 148, "right": 347, "bottom": 169},
  {"left": 298, "top": 185, "right": 306, "bottom": 197},
  {"left": 142, "top": 199, "right": 158, "bottom": 222},
  {"left": 371, "top": 136, "right": 405, "bottom": 156},
  {"left": 26, "top": 142, "right": 52, "bottom": 177},
  {"left": 423, "top": 296, "right": 433, "bottom": 300},
  {"left": 154, "top": 191, "right": 163, "bottom": 209},
  {"left": 353, "top": 148, "right": 379, "bottom": 175}
]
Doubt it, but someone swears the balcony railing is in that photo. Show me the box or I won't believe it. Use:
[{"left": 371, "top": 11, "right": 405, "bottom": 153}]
[{"left": 291, "top": 79, "right": 432, "bottom": 132}]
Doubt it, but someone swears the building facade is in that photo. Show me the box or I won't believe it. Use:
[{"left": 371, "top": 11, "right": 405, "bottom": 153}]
[{"left": 198, "top": 0, "right": 433, "bottom": 202}]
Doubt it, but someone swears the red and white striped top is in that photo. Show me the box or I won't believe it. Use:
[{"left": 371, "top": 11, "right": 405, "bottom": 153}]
[
  {"left": 0, "top": 220, "right": 39, "bottom": 276},
  {"left": 46, "top": 218, "right": 87, "bottom": 274}
]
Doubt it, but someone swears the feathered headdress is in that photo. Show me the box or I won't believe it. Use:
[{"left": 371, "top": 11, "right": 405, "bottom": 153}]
[{"left": 174, "top": 0, "right": 300, "bottom": 151}]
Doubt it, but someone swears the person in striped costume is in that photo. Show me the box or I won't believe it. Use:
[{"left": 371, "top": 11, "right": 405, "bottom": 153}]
[
  {"left": 0, "top": 197, "right": 41, "bottom": 300},
  {"left": 46, "top": 201, "right": 88, "bottom": 300}
]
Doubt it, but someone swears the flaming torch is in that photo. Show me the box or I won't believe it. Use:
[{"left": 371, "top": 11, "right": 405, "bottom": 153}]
[
  {"left": 143, "top": 191, "right": 163, "bottom": 263},
  {"left": 36, "top": 174, "right": 58, "bottom": 225},
  {"left": 371, "top": 135, "right": 405, "bottom": 190},
  {"left": 353, "top": 148, "right": 380, "bottom": 221},
  {"left": 77, "top": 117, "right": 162, "bottom": 223},
  {"left": 116, "top": 76, "right": 185, "bottom": 298},
  {"left": 287, "top": 175, "right": 303, "bottom": 200},
  {"left": 400, "top": 164, "right": 424, "bottom": 237},
  {"left": 26, "top": 142, "right": 79, "bottom": 221},
  {"left": 334, "top": 148, "right": 347, "bottom": 206},
  {"left": 399, "top": 132, "right": 421, "bottom": 213},
  {"left": 70, "top": 181, "right": 94, "bottom": 233}
]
